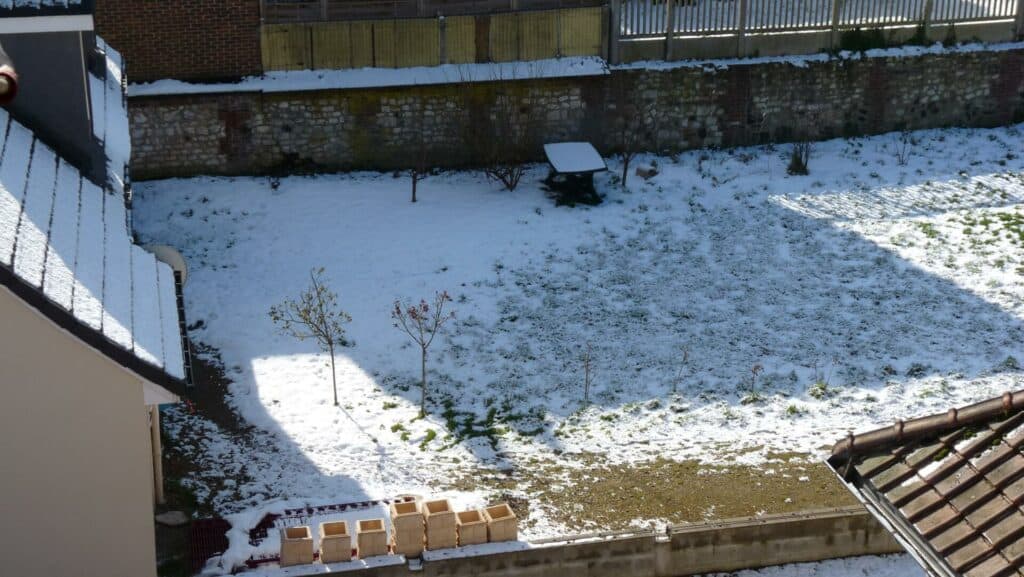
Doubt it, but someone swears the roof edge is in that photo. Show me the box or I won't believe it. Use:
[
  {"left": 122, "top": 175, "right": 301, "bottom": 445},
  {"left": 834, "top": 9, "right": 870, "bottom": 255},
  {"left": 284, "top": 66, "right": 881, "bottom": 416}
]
[
  {"left": 829, "top": 389, "right": 1024, "bottom": 466},
  {"left": 0, "top": 261, "right": 189, "bottom": 398}
]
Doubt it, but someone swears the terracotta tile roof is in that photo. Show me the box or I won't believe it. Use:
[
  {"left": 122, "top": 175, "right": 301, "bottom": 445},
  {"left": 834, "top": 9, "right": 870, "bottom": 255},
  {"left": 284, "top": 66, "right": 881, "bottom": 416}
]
[{"left": 828, "top": 391, "right": 1024, "bottom": 577}]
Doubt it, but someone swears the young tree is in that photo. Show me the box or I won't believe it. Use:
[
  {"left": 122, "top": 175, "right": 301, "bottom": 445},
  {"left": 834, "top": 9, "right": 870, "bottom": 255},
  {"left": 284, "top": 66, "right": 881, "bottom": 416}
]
[
  {"left": 392, "top": 291, "right": 455, "bottom": 417},
  {"left": 582, "top": 343, "right": 594, "bottom": 406},
  {"left": 269, "top": 268, "right": 352, "bottom": 406},
  {"left": 609, "top": 76, "right": 653, "bottom": 189},
  {"left": 476, "top": 90, "right": 539, "bottom": 192},
  {"left": 407, "top": 95, "right": 430, "bottom": 203}
]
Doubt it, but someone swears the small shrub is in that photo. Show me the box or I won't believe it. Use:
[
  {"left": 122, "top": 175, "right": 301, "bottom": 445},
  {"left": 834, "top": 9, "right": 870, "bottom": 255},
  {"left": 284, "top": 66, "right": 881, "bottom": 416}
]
[
  {"left": 906, "top": 363, "right": 928, "bottom": 378},
  {"left": 787, "top": 142, "right": 811, "bottom": 175},
  {"left": 390, "top": 423, "right": 406, "bottom": 433},
  {"left": 419, "top": 429, "right": 437, "bottom": 451},
  {"left": 383, "top": 401, "right": 399, "bottom": 410},
  {"left": 808, "top": 381, "right": 829, "bottom": 400},
  {"left": 894, "top": 130, "right": 914, "bottom": 166},
  {"left": 741, "top": 391, "right": 764, "bottom": 405}
]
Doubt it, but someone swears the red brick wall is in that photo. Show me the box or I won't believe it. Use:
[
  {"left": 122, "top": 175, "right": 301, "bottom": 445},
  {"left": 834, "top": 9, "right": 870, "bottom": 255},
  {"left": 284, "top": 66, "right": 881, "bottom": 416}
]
[{"left": 95, "top": 0, "right": 262, "bottom": 83}]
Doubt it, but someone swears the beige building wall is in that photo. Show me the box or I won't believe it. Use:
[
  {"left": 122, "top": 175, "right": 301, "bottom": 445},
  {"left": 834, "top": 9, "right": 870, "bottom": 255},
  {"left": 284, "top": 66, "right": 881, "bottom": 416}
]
[{"left": 0, "top": 285, "right": 159, "bottom": 577}]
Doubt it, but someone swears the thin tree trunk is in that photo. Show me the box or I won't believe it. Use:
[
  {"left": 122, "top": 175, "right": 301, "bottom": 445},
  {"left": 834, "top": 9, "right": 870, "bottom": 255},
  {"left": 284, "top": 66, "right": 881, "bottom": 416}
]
[
  {"left": 420, "top": 347, "right": 427, "bottom": 416},
  {"left": 621, "top": 154, "right": 631, "bottom": 188},
  {"left": 411, "top": 172, "right": 418, "bottom": 203},
  {"left": 329, "top": 343, "right": 338, "bottom": 406}
]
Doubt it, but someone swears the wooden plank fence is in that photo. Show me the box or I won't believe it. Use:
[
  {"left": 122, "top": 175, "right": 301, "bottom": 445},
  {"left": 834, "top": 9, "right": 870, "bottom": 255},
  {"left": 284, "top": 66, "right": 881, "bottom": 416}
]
[
  {"left": 262, "top": 0, "right": 604, "bottom": 22},
  {"left": 260, "top": 7, "right": 607, "bottom": 71}
]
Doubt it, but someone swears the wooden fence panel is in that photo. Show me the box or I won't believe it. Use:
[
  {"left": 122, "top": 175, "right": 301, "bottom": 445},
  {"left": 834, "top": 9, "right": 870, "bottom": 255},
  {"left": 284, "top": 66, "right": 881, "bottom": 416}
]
[
  {"left": 445, "top": 15, "right": 478, "bottom": 63},
  {"left": 519, "top": 10, "right": 559, "bottom": 60},
  {"left": 490, "top": 12, "right": 521, "bottom": 61},
  {"left": 311, "top": 22, "right": 353, "bottom": 69},
  {"left": 262, "top": 24, "right": 312, "bottom": 71},
  {"left": 395, "top": 19, "right": 442, "bottom": 66},
  {"left": 560, "top": 7, "right": 605, "bottom": 55},
  {"left": 349, "top": 21, "right": 376, "bottom": 67},
  {"left": 373, "top": 20, "right": 398, "bottom": 67}
]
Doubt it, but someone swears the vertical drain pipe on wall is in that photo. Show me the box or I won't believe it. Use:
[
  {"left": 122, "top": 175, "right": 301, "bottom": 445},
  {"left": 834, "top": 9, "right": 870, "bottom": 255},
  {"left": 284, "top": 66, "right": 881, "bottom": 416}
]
[{"left": 150, "top": 405, "right": 166, "bottom": 505}]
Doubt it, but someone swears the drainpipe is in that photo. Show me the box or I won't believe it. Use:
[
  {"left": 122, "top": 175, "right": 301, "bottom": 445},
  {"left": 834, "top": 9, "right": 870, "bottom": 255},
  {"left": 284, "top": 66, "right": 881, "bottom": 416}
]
[{"left": 150, "top": 405, "right": 166, "bottom": 506}]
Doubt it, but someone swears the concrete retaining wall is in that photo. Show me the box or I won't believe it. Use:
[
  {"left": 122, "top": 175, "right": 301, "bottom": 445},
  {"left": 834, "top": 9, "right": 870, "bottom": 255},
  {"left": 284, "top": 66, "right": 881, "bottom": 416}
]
[
  {"left": 288, "top": 507, "right": 903, "bottom": 577},
  {"left": 128, "top": 45, "right": 1024, "bottom": 179}
]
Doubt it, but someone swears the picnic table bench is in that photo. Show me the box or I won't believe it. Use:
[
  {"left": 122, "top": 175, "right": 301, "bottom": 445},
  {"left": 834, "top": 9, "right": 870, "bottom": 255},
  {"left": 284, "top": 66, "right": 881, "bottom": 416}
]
[{"left": 542, "top": 142, "right": 607, "bottom": 206}]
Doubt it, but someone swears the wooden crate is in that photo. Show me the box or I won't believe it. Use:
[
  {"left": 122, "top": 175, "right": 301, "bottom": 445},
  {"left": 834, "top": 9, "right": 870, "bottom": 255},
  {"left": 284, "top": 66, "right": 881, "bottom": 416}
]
[
  {"left": 319, "top": 521, "right": 352, "bottom": 563},
  {"left": 484, "top": 503, "right": 518, "bottom": 542},
  {"left": 279, "top": 526, "right": 314, "bottom": 567},
  {"left": 356, "top": 518, "right": 388, "bottom": 558},
  {"left": 456, "top": 509, "right": 488, "bottom": 546},
  {"left": 390, "top": 501, "right": 424, "bottom": 557},
  {"left": 423, "top": 499, "right": 457, "bottom": 550}
]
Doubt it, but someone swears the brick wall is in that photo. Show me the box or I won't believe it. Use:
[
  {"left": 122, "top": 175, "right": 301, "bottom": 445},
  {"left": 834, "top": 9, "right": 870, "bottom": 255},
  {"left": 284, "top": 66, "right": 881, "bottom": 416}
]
[
  {"left": 95, "top": 0, "right": 262, "bottom": 83},
  {"left": 128, "top": 47, "right": 1024, "bottom": 179}
]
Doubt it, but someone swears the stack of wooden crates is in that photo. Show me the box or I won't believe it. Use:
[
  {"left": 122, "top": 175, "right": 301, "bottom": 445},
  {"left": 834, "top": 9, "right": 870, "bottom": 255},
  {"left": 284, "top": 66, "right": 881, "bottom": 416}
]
[
  {"left": 424, "top": 499, "right": 458, "bottom": 549},
  {"left": 390, "top": 500, "right": 425, "bottom": 557}
]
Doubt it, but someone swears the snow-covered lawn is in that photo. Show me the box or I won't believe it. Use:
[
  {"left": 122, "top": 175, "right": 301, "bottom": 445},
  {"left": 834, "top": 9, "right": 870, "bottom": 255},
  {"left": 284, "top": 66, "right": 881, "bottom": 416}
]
[{"left": 135, "top": 124, "right": 1024, "bottom": 550}]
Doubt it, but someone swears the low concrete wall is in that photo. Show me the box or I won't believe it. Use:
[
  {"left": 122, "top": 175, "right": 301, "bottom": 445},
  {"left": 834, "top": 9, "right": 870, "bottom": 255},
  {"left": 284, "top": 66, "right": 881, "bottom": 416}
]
[{"left": 289, "top": 507, "right": 903, "bottom": 577}]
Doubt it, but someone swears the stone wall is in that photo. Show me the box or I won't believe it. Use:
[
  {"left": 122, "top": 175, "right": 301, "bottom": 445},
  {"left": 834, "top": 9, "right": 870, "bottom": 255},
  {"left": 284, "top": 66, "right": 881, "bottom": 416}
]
[{"left": 129, "top": 47, "right": 1024, "bottom": 179}]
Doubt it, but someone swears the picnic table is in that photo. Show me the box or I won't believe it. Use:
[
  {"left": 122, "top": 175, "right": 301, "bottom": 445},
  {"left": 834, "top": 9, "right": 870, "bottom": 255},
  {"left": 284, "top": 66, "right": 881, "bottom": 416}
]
[{"left": 542, "top": 142, "right": 607, "bottom": 206}]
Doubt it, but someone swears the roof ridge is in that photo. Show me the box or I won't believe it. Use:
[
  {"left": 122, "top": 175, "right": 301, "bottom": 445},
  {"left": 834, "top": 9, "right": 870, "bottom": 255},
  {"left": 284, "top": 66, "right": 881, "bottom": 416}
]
[{"left": 829, "top": 390, "right": 1024, "bottom": 465}]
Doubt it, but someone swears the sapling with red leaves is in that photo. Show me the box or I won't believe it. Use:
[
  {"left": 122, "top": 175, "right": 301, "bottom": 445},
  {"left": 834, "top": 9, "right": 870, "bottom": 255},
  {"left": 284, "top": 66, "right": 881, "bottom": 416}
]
[
  {"left": 269, "top": 267, "right": 351, "bottom": 406},
  {"left": 392, "top": 291, "right": 456, "bottom": 416}
]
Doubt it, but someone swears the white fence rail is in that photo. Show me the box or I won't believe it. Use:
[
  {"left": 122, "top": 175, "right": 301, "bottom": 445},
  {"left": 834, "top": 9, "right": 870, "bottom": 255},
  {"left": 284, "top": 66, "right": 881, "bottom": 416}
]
[{"left": 619, "top": 0, "right": 1021, "bottom": 38}]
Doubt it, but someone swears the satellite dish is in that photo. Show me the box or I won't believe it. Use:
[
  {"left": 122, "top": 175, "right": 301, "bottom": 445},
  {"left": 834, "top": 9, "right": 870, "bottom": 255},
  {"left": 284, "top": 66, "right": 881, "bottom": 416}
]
[{"left": 145, "top": 245, "right": 189, "bottom": 286}]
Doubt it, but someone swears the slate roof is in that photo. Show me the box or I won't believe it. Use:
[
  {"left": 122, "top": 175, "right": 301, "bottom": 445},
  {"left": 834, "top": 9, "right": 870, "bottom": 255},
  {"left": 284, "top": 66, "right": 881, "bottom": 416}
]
[
  {"left": 0, "top": 39, "right": 188, "bottom": 389},
  {"left": 828, "top": 391, "right": 1024, "bottom": 577}
]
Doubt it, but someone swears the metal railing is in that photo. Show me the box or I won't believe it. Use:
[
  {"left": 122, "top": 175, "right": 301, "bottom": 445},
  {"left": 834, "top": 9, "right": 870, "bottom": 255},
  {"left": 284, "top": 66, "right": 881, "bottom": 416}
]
[
  {"left": 619, "top": 0, "right": 1021, "bottom": 38},
  {"left": 262, "top": 0, "right": 604, "bottom": 22}
]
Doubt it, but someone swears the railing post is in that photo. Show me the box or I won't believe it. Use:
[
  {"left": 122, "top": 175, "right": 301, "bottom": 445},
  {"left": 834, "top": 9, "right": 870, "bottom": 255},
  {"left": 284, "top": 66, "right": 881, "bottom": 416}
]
[
  {"left": 439, "top": 15, "right": 448, "bottom": 64},
  {"left": 1016, "top": 0, "right": 1024, "bottom": 40},
  {"left": 736, "top": 0, "right": 748, "bottom": 58},
  {"left": 830, "top": 0, "right": 843, "bottom": 50},
  {"left": 556, "top": 0, "right": 564, "bottom": 57},
  {"left": 921, "top": 0, "right": 934, "bottom": 33},
  {"left": 664, "top": 0, "right": 676, "bottom": 60},
  {"left": 609, "top": 0, "right": 621, "bottom": 64}
]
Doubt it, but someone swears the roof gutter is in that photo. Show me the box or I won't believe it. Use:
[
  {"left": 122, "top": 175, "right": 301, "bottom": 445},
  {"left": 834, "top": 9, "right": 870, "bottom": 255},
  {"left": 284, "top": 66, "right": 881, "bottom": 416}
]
[{"left": 830, "top": 390, "right": 1024, "bottom": 466}]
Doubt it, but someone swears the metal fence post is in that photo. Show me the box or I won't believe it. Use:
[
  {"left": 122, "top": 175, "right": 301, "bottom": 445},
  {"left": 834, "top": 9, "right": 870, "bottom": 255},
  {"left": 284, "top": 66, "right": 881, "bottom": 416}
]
[
  {"left": 737, "top": 0, "right": 748, "bottom": 58},
  {"left": 830, "top": 0, "right": 843, "bottom": 50},
  {"left": 609, "top": 0, "right": 621, "bottom": 64},
  {"left": 664, "top": 0, "right": 676, "bottom": 60}
]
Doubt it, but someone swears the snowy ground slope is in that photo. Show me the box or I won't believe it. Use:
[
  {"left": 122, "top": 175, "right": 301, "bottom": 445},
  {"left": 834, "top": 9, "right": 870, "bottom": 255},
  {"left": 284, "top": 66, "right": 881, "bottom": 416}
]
[{"left": 136, "top": 124, "right": 1024, "bottom": 537}]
